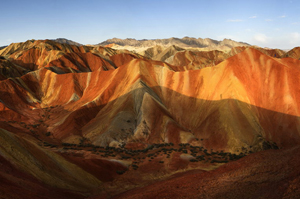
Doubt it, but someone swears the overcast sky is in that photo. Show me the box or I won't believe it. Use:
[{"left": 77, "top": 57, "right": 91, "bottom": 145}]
[{"left": 1, "top": 0, "right": 300, "bottom": 49}]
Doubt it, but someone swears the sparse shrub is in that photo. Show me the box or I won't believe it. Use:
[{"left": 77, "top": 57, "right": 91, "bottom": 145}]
[
  {"left": 211, "top": 159, "right": 229, "bottom": 163},
  {"left": 116, "top": 170, "right": 126, "bottom": 175},
  {"left": 132, "top": 164, "right": 139, "bottom": 170}
]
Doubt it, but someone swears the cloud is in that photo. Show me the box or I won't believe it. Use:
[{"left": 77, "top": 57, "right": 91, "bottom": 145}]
[
  {"left": 285, "top": 32, "right": 300, "bottom": 46},
  {"left": 291, "top": 32, "right": 300, "bottom": 40},
  {"left": 249, "top": 16, "right": 257, "bottom": 19},
  {"left": 292, "top": 22, "right": 300, "bottom": 25},
  {"left": 265, "top": 19, "right": 273, "bottom": 22},
  {"left": 279, "top": 15, "right": 286, "bottom": 18},
  {"left": 253, "top": 33, "right": 268, "bottom": 43},
  {"left": 227, "top": 19, "right": 243, "bottom": 22}
]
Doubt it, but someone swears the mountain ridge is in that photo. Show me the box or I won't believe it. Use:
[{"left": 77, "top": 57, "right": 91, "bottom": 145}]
[
  {"left": 98, "top": 37, "right": 250, "bottom": 49},
  {"left": 52, "top": 38, "right": 82, "bottom": 46}
]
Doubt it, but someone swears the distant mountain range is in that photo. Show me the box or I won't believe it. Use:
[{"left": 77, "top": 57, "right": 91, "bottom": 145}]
[
  {"left": 98, "top": 37, "right": 250, "bottom": 50},
  {"left": 52, "top": 38, "right": 82, "bottom": 46}
]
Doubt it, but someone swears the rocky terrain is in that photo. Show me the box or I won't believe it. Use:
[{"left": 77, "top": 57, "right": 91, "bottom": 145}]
[
  {"left": 99, "top": 37, "right": 249, "bottom": 49},
  {"left": 0, "top": 39, "right": 300, "bottom": 198}
]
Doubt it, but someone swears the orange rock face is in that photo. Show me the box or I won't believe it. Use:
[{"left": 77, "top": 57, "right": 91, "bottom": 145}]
[{"left": 0, "top": 40, "right": 300, "bottom": 198}]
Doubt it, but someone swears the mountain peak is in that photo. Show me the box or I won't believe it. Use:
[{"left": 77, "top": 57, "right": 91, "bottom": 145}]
[
  {"left": 99, "top": 37, "right": 250, "bottom": 51},
  {"left": 51, "top": 38, "right": 82, "bottom": 46}
]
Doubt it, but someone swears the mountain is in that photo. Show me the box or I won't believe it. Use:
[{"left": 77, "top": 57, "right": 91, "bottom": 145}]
[
  {"left": 165, "top": 49, "right": 230, "bottom": 69},
  {"left": 52, "top": 38, "right": 82, "bottom": 46},
  {"left": 0, "top": 39, "right": 300, "bottom": 198},
  {"left": 98, "top": 37, "right": 250, "bottom": 62},
  {"left": 99, "top": 37, "right": 250, "bottom": 50},
  {"left": 0, "top": 39, "right": 146, "bottom": 79},
  {"left": 284, "top": 46, "right": 300, "bottom": 59}
]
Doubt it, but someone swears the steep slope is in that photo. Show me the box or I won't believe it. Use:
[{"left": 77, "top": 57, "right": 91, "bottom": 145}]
[
  {"left": 141, "top": 45, "right": 164, "bottom": 59},
  {"left": 1, "top": 48, "right": 299, "bottom": 152},
  {"left": 0, "top": 56, "right": 27, "bottom": 80},
  {"left": 0, "top": 40, "right": 92, "bottom": 76},
  {"left": 0, "top": 128, "right": 102, "bottom": 195},
  {"left": 44, "top": 52, "right": 116, "bottom": 73},
  {"left": 152, "top": 45, "right": 185, "bottom": 61},
  {"left": 138, "top": 45, "right": 185, "bottom": 62},
  {"left": 284, "top": 46, "right": 300, "bottom": 59},
  {"left": 80, "top": 48, "right": 300, "bottom": 152}
]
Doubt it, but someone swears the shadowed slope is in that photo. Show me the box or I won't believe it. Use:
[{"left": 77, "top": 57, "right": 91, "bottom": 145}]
[
  {"left": 0, "top": 154, "right": 84, "bottom": 199},
  {"left": 1, "top": 48, "right": 300, "bottom": 152},
  {"left": 0, "top": 128, "right": 102, "bottom": 193},
  {"left": 0, "top": 40, "right": 93, "bottom": 78},
  {"left": 152, "top": 45, "right": 185, "bottom": 62},
  {"left": 111, "top": 146, "right": 300, "bottom": 199},
  {"left": 45, "top": 52, "right": 116, "bottom": 73}
]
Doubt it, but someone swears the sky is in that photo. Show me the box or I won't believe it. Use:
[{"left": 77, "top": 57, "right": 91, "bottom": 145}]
[{"left": 1, "top": 0, "right": 300, "bottom": 49}]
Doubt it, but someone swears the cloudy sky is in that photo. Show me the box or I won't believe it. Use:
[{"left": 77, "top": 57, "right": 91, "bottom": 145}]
[{"left": 1, "top": 0, "right": 300, "bottom": 49}]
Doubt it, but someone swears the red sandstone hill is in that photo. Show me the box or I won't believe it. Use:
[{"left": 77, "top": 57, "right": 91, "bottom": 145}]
[{"left": 0, "top": 40, "right": 300, "bottom": 198}]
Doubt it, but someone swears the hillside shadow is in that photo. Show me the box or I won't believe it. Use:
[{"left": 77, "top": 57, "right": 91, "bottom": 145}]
[{"left": 40, "top": 86, "right": 300, "bottom": 151}]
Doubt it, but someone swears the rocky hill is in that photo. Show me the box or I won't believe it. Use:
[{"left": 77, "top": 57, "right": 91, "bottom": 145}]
[
  {"left": 0, "top": 39, "right": 300, "bottom": 198},
  {"left": 98, "top": 37, "right": 251, "bottom": 62},
  {"left": 99, "top": 37, "right": 249, "bottom": 49}
]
